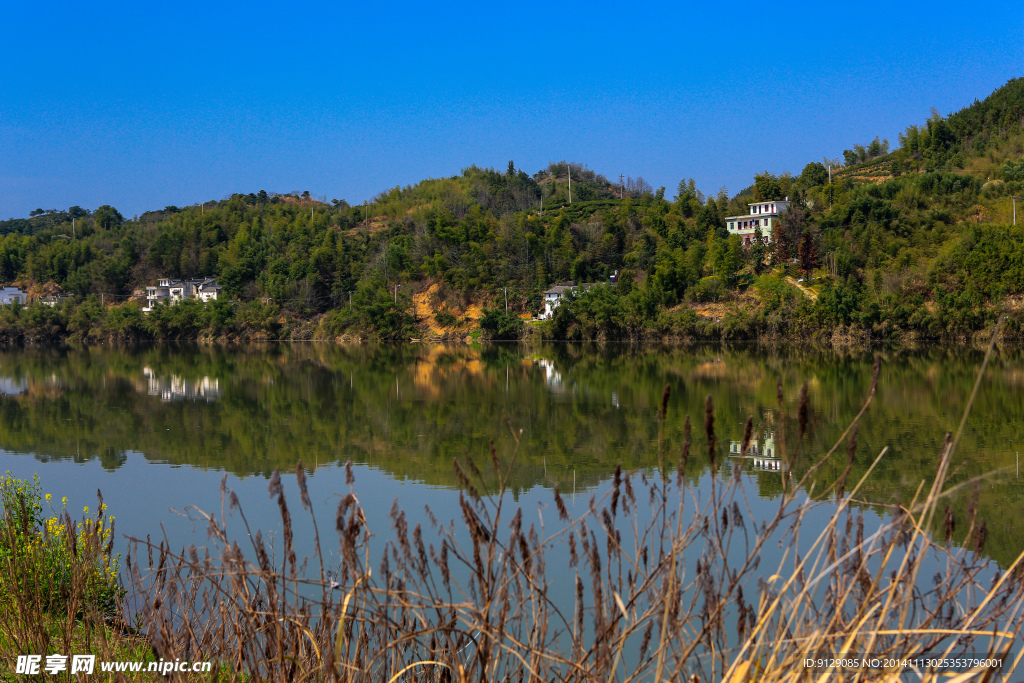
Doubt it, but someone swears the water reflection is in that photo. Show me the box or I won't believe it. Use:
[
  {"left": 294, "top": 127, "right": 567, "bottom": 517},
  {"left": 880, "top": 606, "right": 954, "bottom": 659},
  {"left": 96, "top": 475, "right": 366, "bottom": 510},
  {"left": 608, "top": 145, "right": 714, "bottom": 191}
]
[
  {"left": 0, "top": 377, "right": 26, "bottom": 396},
  {"left": 0, "top": 343, "right": 1020, "bottom": 567},
  {"left": 142, "top": 367, "right": 221, "bottom": 402}
]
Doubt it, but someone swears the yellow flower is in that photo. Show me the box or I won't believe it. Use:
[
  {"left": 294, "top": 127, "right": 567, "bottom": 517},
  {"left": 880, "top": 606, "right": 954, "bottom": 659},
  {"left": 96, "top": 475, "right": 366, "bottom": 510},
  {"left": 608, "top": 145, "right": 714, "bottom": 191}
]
[
  {"left": 45, "top": 493, "right": 52, "bottom": 501},
  {"left": 61, "top": 497, "right": 67, "bottom": 505}
]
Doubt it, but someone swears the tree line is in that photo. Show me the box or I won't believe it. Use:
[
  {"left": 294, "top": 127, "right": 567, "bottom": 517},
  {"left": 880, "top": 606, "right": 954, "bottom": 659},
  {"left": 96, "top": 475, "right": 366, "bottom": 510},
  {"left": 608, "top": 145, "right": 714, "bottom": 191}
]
[{"left": 1, "top": 78, "right": 1024, "bottom": 342}]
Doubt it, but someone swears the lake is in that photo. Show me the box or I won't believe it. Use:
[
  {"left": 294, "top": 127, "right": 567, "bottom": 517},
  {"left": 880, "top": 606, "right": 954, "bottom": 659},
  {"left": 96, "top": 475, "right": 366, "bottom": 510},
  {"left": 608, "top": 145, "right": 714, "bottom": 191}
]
[{"left": 0, "top": 342, "right": 1021, "bottom": 569}]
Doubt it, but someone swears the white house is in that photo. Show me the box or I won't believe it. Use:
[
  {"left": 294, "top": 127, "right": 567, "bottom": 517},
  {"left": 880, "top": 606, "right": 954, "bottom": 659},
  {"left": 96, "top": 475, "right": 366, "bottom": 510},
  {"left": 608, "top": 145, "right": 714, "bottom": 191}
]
[
  {"left": 542, "top": 284, "right": 576, "bottom": 319},
  {"left": 541, "top": 281, "right": 603, "bottom": 319},
  {"left": 724, "top": 198, "right": 791, "bottom": 245},
  {"left": 145, "top": 277, "right": 223, "bottom": 312},
  {"left": 0, "top": 287, "right": 27, "bottom": 306},
  {"left": 39, "top": 295, "right": 73, "bottom": 307}
]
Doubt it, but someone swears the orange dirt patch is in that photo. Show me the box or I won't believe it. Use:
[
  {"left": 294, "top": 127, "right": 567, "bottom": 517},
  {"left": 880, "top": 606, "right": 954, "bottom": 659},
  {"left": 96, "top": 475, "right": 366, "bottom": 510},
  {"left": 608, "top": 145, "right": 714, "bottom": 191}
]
[
  {"left": 693, "top": 302, "right": 730, "bottom": 321},
  {"left": 413, "top": 284, "right": 446, "bottom": 337},
  {"left": 412, "top": 282, "right": 485, "bottom": 337}
]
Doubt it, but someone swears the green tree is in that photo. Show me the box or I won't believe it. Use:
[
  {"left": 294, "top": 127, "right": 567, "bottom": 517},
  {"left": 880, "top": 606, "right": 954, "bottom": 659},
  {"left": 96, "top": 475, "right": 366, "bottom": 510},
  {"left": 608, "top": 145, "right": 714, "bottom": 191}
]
[
  {"left": 480, "top": 308, "right": 523, "bottom": 340},
  {"left": 696, "top": 201, "right": 724, "bottom": 236},
  {"left": 754, "top": 173, "right": 782, "bottom": 201},
  {"left": 93, "top": 206, "right": 123, "bottom": 231},
  {"left": 750, "top": 227, "right": 768, "bottom": 275},
  {"left": 799, "top": 162, "right": 829, "bottom": 188}
]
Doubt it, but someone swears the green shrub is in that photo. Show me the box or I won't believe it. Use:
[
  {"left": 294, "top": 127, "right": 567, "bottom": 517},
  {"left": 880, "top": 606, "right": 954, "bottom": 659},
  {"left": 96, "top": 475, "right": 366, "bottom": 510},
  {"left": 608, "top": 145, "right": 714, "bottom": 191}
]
[
  {"left": 479, "top": 308, "right": 523, "bottom": 340},
  {"left": 689, "top": 276, "right": 725, "bottom": 303},
  {"left": 0, "top": 473, "right": 122, "bottom": 619},
  {"left": 435, "top": 309, "right": 459, "bottom": 327}
]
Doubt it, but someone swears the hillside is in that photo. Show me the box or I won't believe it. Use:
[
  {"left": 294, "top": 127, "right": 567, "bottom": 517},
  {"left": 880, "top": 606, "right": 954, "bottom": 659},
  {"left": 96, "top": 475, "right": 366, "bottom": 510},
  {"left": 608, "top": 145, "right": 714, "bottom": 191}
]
[{"left": 1, "top": 80, "right": 1024, "bottom": 343}]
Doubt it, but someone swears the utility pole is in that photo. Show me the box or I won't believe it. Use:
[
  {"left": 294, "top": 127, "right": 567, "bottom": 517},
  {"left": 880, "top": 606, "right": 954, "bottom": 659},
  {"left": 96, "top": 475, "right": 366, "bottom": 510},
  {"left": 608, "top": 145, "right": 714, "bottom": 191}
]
[
  {"left": 568, "top": 163, "right": 572, "bottom": 204},
  {"left": 394, "top": 284, "right": 400, "bottom": 303},
  {"left": 619, "top": 174, "right": 624, "bottom": 199},
  {"left": 72, "top": 217, "right": 75, "bottom": 237},
  {"left": 504, "top": 287, "right": 508, "bottom": 313}
]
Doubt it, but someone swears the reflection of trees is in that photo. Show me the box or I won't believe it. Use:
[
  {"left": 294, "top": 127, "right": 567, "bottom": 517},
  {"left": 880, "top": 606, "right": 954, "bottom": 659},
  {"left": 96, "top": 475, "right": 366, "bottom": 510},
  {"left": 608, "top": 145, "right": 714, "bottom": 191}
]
[{"left": 0, "top": 343, "right": 1021, "bottom": 565}]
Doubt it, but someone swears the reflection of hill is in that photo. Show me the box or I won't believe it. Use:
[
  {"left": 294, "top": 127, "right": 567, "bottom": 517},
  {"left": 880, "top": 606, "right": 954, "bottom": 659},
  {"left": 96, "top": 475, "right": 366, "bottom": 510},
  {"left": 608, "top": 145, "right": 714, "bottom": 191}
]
[{"left": 0, "top": 344, "right": 1021, "bottom": 566}]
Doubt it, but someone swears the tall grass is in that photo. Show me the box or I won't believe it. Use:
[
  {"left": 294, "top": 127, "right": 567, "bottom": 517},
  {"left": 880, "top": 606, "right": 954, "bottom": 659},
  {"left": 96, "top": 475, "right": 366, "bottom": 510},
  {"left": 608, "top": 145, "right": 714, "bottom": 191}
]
[{"left": 116, "top": 346, "right": 1024, "bottom": 681}]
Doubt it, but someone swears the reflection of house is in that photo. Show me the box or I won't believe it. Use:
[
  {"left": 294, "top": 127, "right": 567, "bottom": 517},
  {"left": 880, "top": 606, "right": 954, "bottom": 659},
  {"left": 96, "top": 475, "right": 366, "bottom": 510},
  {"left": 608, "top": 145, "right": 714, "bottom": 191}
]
[
  {"left": 728, "top": 431, "right": 776, "bottom": 457},
  {"left": 0, "top": 377, "right": 28, "bottom": 395},
  {"left": 142, "top": 367, "right": 221, "bottom": 402},
  {"left": 728, "top": 430, "right": 783, "bottom": 471},
  {"left": 144, "top": 278, "right": 222, "bottom": 312},
  {"left": 534, "top": 359, "right": 563, "bottom": 389},
  {"left": 0, "top": 287, "right": 27, "bottom": 305},
  {"left": 724, "top": 199, "right": 791, "bottom": 245}
]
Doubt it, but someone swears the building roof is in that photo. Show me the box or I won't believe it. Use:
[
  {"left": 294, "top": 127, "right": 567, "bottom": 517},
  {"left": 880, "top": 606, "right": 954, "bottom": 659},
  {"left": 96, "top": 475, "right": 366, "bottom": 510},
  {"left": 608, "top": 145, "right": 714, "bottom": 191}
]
[{"left": 544, "top": 285, "right": 575, "bottom": 295}]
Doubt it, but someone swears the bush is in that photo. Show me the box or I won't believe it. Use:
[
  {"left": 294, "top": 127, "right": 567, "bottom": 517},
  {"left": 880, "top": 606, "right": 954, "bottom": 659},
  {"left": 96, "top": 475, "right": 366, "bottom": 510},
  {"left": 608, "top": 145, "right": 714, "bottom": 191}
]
[
  {"left": 0, "top": 473, "right": 122, "bottom": 619},
  {"left": 435, "top": 308, "right": 459, "bottom": 327},
  {"left": 688, "top": 276, "right": 725, "bottom": 303},
  {"left": 479, "top": 308, "right": 523, "bottom": 340}
]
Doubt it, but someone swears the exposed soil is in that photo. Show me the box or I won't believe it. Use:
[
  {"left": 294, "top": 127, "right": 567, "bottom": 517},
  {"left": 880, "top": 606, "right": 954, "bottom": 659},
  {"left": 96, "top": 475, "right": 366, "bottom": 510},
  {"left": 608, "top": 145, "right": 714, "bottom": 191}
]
[{"left": 785, "top": 276, "right": 819, "bottom": 301}]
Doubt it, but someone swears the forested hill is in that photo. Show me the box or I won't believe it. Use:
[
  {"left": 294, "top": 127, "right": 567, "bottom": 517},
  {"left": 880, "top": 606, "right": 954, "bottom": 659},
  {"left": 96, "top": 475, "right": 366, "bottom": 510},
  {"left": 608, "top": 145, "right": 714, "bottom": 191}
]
[{"left": 2, "top": 78, "right": 1024, "bottom": 343}]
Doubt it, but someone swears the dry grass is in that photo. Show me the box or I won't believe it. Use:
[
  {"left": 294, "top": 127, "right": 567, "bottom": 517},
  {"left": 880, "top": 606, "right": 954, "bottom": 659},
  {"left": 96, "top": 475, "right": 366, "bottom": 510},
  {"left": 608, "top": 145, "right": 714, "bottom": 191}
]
[{"left": 111, "top": 329, "right": 1024, "bottom": 682}]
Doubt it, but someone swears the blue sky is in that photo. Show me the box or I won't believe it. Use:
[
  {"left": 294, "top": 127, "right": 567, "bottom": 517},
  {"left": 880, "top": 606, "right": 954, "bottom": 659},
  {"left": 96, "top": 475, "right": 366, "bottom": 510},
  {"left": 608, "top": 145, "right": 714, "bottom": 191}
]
[{"left": 1, "top": 0, "right": 1021, "bottom": 219}]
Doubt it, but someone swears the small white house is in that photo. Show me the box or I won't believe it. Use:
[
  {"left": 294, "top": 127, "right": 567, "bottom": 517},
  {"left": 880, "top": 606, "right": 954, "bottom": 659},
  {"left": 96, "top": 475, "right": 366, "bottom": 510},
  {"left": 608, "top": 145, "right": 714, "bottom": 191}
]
[
  {"left": 542, "top": 281, "right": 602, "bottom": 319},
  {"left": 542, "top": 284, "right": 576, "bottom": 319},
  {"left": 724, "top": 198, "right": 791, "bottom": 244},
  {"left": 0, "top": 287, "right": 27, "bottom": 306},
  {"left": 145, "top": 278, "right": 222, "bottom": 312},
  {"left": 39, "top": 295, "right": 73, "bottom": 307}
]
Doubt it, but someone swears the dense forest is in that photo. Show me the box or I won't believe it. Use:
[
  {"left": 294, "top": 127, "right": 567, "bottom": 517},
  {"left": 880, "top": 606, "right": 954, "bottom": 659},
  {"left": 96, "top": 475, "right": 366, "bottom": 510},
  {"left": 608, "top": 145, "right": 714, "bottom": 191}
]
[{"left": 4, "top": 77, "right": 1024, "bottom": 343}]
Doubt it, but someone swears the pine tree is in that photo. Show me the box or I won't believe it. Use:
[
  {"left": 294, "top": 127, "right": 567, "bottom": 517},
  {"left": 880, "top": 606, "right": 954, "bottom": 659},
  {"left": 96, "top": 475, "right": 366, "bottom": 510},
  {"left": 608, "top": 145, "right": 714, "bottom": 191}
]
[{"left": 798, "top": 231, "right": 819, "bottom": 277}]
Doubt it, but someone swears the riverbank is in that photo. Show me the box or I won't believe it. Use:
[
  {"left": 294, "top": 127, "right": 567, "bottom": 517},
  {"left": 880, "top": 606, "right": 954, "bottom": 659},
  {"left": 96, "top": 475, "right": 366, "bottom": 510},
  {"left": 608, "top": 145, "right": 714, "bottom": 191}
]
[{"left": 0, "top": 283, "right": 1022, "bottom": 347}]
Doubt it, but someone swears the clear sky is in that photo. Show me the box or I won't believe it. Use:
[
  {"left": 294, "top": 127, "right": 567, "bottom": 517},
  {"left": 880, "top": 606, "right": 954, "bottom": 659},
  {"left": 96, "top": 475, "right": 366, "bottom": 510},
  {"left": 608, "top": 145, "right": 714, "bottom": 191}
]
[{"left": 1, "top": 0, "right": 1021, "bottom": 219}]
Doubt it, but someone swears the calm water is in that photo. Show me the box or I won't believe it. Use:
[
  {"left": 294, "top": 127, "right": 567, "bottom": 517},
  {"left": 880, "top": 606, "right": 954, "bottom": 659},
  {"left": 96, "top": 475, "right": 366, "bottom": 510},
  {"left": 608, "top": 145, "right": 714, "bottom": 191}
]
[{"left": 0, "top": 343, "right": 1022, "bottom": 569}]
